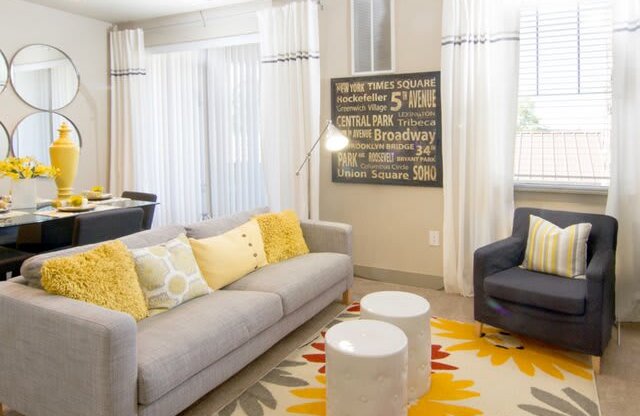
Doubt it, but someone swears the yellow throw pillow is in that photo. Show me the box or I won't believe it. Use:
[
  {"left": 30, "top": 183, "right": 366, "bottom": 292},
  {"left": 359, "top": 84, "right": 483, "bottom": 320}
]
[
  {"left": 254, "top": 210, "right": 309, "bottom": 264},
  {"left": 189, "top": 220, "right": 268, "bottom": 290},
  {"left": 41, "top": 241, "right": 148, "bottom": 321},
  {"left": 522, "top": 215, "right": 592, "bottom": 278},
  {"left": 130, "top": 234, "right": 211, "bottom": 316}
]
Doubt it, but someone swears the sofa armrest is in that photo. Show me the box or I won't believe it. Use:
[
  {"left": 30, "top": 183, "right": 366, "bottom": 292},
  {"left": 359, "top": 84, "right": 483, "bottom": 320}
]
[
  {"left": 586, "top": 249, "right": 615, "bottom": 282},
  {"left": 300, "top": 220, "right": 352, "bottom": 257},
  {"left": 473, "top": 237, "right": 525, "bottom": 294},
  {"left": 0, "top": 281, "right": 137, "bottom": 416}
]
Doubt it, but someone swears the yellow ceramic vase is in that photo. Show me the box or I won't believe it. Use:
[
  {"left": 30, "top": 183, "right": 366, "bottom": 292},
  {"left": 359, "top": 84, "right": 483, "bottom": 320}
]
[{"left": 49, "top": 122, "right": 79, "bottom": 202}]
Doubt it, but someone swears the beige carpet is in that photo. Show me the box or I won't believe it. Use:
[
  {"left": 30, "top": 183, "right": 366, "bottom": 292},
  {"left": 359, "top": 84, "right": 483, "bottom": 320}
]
[{"left": 213, "top": 303, "right": 600, "bottom": 416}]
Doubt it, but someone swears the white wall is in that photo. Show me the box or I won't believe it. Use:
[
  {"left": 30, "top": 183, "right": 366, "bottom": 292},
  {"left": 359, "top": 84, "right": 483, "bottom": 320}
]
[{"left": 0, "top": 0, "right": 111, "bottom": 198}]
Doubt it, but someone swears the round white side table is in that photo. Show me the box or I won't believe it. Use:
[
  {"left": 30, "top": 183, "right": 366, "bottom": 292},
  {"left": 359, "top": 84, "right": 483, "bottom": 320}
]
[
  {"left": 360, "top": 291, "right": 431, "bottom": 401},
  {"left": 325, "top": 319, "right": 408, "bottom": 416}
]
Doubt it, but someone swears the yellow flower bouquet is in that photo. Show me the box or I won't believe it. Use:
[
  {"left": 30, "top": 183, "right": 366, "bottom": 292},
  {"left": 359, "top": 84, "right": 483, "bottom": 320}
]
[{"left": 0, "top": 157, "right": 59, "bottom": 180}]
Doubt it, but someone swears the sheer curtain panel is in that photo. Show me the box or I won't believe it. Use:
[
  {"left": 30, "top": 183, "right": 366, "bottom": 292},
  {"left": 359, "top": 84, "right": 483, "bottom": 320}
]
[
  {"left": 258, "top": 0, "right": 321, "bottom": 219},
  {"left": 606, "top": 0, "right": 640, "bottom": 322},
  {"left": 109, "top": 29, "right": 146, "bottom": 196},
  {"left": 207, "top": 44, "right": 266, "bottom": 217},
  {"left": 137, "top": 51, "right": 207, "bottom": 226},
  {"left": 441, "top": 0, "right": 520, "bottom": 296}
]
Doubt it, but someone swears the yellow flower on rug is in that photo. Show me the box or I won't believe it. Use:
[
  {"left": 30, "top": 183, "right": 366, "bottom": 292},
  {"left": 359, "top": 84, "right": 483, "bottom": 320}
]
[
  {"left": 287, "top": 375, "right": 326, "bottom": 415},
  {"left": 286, "top": 372, "right": 481, "bottom": 416},
  {"left": 432, "top": 318, "right": 592, "bottom": 380}
]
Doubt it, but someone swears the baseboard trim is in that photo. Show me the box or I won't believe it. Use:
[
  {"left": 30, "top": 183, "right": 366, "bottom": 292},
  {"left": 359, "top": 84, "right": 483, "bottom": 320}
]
[{"left": 354, "top": 265, "right": 444, "bottom": 290}]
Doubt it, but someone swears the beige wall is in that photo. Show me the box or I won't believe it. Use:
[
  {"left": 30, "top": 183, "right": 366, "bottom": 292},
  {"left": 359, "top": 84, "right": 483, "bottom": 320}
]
[
  {"left": 319, "top": 0, "right": 445, "bottom": 280},
  {"left": 318, "top": 0, "right": 607, "bottom": 283},
  {"left": 0, "top": 0, "right": 111, "bottom": 198}
]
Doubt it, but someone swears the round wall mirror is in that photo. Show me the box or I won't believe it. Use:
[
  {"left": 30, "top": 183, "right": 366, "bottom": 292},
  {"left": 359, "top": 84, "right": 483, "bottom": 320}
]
[
  {"left": 10, "top": 44, "right": 79, "bottom": 111},
  {"left": 0, "top": 50, "right": 8, "bottom": 94},
  {"left": 12, "top": 112, "right": 81, "bottom": 164},
  {"left": 0, "top": 122, "right": 9, "bottom": 158}
]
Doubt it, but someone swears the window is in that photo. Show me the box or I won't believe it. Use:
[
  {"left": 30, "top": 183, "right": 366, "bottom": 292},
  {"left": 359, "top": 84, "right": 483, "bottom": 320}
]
[
  {"left": 515, "top": 0, "right": 612, "bottom": 188},
  {"left": 136, "top": 38, "right": 267, "bottom": 226},
  {"left": 351, "top": 0, "right": 394, "bottom": 74}
]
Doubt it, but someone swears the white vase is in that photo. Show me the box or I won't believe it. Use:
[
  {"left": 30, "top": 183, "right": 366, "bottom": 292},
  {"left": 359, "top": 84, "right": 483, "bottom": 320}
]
[{"left": 11, "top": 179, "right": 37, "bottom": 209}]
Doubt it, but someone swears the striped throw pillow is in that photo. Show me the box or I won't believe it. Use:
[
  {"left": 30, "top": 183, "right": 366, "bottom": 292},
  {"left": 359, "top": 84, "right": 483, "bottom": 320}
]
[{"left": 522, "top": 215, "right": 592, "bottom": 278}]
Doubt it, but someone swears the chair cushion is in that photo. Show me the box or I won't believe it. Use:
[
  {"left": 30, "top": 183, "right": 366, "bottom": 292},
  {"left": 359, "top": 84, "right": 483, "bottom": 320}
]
[
  {"left": 225, "top": 253, "right": 352, "bottom": 315},
  {"left": 522, "top": 215, "right": 592, "bottom": 278},
  {"left": 131, "top": 234, "right": 211, "bottom": 316},
  {"left": 484, "top": 267, "right": 587, "bottom": 315},
  {"left": 189, "top": 220, "right": 268, "bottom": 290},
  {"left": 136, "top": 290, "right": 283, "bottom": 404},
  {"left": 41, "top": 241, "right": 148, "bottom": 320},
  {"left": 254, "top": 210, "right": 310, "bottom": 264}
]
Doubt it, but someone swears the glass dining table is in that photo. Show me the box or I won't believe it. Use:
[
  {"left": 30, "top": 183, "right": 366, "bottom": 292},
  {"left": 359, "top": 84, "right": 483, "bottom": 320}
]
[{"left": 0, "top": 198, "right": 157, "bottom": 229}]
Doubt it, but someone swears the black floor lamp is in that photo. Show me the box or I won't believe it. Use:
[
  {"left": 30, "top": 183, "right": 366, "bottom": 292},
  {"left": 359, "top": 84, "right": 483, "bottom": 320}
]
[{"left": 295, "top": 120, "right": 349, "bottom": 219}]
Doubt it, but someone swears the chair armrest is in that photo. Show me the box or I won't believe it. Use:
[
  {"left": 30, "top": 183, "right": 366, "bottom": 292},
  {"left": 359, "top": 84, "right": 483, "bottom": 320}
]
[
  {"left": 586, "top": 249, "right": 615, "bottom": 281},
  {"left": 0, "top": 282, "right": 137, "bottom": 416},
  {"left": 300, "top": 220, "right": 353, "bottom": 257},
  {"left": 474, "top": 237, "right": 525, "bottom": 291}
]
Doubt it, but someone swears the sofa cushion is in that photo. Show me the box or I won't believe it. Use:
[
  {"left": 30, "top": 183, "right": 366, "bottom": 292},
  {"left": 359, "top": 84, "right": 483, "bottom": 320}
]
[
  {"left": 136, "top": 290, "right": 283, "bottom": 404},
  {"left": 21, "top": 224, "right": 186, "bottom": 288},
  {"left": 185, "top": 206, "right": 269, "bottom": 239},
  {"left": 484, "top": 267, "right": 587, "bottom": 315},
  {"left": 226, "top": 253, "right": 353, "bottom": 315}
]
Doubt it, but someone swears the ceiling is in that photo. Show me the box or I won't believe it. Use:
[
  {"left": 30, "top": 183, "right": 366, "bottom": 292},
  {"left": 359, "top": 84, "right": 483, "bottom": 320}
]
[{"left": 21, "top": 0, "right": 255, "bottom": 23}]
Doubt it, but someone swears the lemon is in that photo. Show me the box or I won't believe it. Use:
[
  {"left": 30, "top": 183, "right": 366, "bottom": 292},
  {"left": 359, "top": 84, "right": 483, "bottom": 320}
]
[
  {"left": 69, "top": 195, "right": 85, "bottom": 207},
  {"left": 91, "top": 185, "right": 104, "bottom": 193}
]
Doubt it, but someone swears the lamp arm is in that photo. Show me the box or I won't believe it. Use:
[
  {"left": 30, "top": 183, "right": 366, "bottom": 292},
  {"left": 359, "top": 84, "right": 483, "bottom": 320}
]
[{"left": 295, "top": 120, "right": 332, "bottom": 176}]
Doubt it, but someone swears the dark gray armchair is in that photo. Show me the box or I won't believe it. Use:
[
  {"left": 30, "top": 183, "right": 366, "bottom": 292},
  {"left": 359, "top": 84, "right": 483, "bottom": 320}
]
[{"left": 474, "top": 208, "right": 617, "bottom": 371}]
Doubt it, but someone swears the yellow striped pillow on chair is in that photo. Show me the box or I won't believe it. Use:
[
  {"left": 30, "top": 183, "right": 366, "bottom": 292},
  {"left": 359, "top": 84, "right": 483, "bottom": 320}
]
[{"left": 522, "top": 215, "right": 592, "bottom": 278}]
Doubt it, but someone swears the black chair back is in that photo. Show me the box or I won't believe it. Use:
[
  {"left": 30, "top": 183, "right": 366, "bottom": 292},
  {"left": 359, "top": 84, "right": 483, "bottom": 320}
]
[
  {"left": 72, "top": 207, "right": 144, "bottom": 246},
  {"left": 513, "top": 207, "right": 618, "bottom": 263},
  {"left": 122, "top": 191, "right": 157, "bottom": 230}
]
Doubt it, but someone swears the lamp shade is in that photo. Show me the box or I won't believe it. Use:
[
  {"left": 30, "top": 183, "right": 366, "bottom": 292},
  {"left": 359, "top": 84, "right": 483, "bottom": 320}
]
[{"left": 325, "top": 123, "right": 349, "bottom": 151}]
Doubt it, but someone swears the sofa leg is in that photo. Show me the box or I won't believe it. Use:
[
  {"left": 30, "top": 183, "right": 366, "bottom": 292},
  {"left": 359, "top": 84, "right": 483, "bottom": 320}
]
[
  {"left": 592, "top": 356, "right": 601, "bottom": 375},
  {"left": 474, "top": 321, "right": 484, "bottom": 337},
  {"left": 342, "top": 289, "right": 352, "bottom": 305}
]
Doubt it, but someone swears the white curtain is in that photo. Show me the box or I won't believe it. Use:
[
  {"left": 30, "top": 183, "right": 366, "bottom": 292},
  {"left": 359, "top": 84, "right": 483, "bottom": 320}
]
[
  {"left": 137, "top": 43, "right": 267, "bottom": 226},
  {"left": 441, "top": 0, "right": 520, "bottom": 296},
  {"left": 258, "top": 0, "right": 321, "bottom": 219},
  {"left": 606, "top": 0, "right": 640, "bottom": 322},
  {"left": 207, "top": 44, "right": 267, "bottom": 217},
  {"left": 137, "top": 50, "right": 207, "bottom": 226},
  {"left": 109, "top": 28, "right": 146, "bottom": 197}
]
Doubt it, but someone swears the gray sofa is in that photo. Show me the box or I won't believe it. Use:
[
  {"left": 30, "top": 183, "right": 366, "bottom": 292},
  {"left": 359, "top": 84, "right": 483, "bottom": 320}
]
[{"left": 0, "top": 208, "right": 353, "bottom": 416}]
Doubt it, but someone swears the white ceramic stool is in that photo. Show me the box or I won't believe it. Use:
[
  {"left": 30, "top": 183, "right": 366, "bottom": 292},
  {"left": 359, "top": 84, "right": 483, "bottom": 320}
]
[
  {"left": 325, "top": 319, "right": 408, "bottom": 416},
  {"left": 361, "top": 291, "right": 431, "bottom": 401}
]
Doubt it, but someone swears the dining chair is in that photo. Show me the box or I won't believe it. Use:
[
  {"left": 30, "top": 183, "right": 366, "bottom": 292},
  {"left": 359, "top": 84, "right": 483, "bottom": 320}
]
[
  {"left": 72, "top": 207, "right": 144, "bottom": 246},
  {"left": 122, "top": 191, "right": 157, "bottom": 230}
]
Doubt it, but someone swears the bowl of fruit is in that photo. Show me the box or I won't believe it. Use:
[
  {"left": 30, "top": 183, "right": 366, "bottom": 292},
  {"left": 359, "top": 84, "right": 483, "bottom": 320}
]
[
  {"left": 86, "top": 186, "right": 112, "bottom": 201},
  {"left": 57, "top": 195, "right": 96, "bottom": 212}
]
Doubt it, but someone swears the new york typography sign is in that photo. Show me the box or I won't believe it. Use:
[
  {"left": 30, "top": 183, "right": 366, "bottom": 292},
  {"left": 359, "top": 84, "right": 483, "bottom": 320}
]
[{"left": 331, "top": 72, "right": 442, "bottom": 187}]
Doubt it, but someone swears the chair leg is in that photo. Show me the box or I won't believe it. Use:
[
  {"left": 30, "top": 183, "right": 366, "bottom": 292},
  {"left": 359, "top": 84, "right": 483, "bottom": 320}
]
[
  {"left": 617, "top": 321, "right": 622, "bottom": 346},
  {"left": 1, "top": 402, "right": 5, "bottom": 416},
  {"left": 342, "top": 289, "right": 352, "bottom": 305},
  {"left": 592, "top": 356, "right": 601, "bottom": 375},
  {"left": 474, "top": 321, "right": 484, "bottom": 337}
]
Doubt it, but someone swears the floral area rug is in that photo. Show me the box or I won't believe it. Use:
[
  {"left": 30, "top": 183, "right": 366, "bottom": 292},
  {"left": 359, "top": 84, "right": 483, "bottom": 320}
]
[{"left": 216, "top": 303, "right": 600, "bottom": 416}]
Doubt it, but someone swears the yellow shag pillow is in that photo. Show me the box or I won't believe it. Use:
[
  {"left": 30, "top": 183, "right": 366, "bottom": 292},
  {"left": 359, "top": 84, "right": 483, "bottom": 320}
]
[
  {"left": 254, "top": 210, "right": 309, "bottom": 264},
  {"left": 189, "top": 220, "right": 268, "bottom": 290},
  {"left": 41, "top": 241, "right": 148, "bottom": 321}
]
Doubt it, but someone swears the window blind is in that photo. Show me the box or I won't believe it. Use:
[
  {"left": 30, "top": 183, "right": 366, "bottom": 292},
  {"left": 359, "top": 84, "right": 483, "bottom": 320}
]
[{"left": 515, "top": 0, "right": 612, "bottom": 186}]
